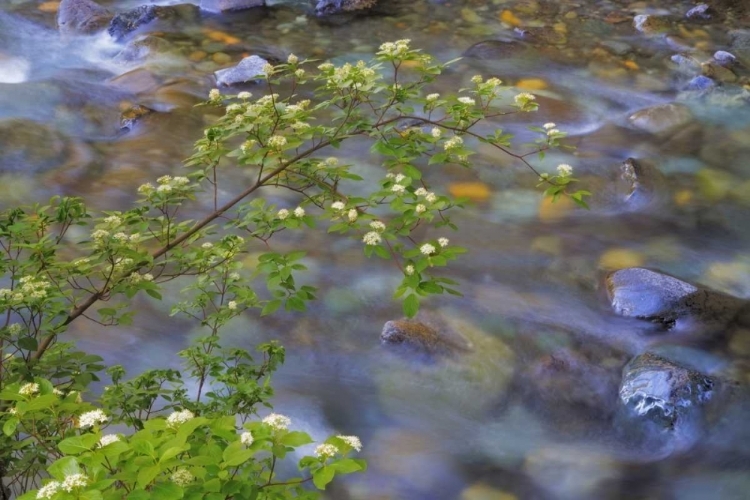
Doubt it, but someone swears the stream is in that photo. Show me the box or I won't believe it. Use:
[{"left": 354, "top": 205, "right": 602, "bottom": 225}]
[{"left": 2, "top": 0, "right": 750, "bottom": 498}]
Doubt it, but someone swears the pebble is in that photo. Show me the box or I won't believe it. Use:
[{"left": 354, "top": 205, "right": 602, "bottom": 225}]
[
  {"left": 538, "top": 195, "right": 575, "bottom": 222},
  {"left": 701, "top": 62, "right": 737, "bottom": 83},
  {"left": 684, "top": 75, "right": 716, "bottom": 91},
  {"left": 598, "top": 248, "right": 646, "bottom": 270},
  {"left": 212, "top": 52, "right": 232, "bottom": 64},
  {"left": 713, "top": 50, "right": 737, "bottom": 67},
  {"left": 448, "top": 182, "right": 492, "bottom": 202}
]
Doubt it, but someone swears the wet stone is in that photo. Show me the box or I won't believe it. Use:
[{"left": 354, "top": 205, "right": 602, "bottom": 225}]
[
  {"left": 214, "top": 55, "right": 268, "bottom": 86},
  {"left": 119, "top": 104, "right": 155, "bottom": 131},
  {"left": 684, "top": 75, "right": 716, "bottom": 91},
  {"left": 606, "top": 267, "right": 747, "bottom": 334},
  {"left": 619, "top": 352, "right": 714, "bottom": 430},
  {"left": 686, "top": 4, "right": 714, "bottom": 21},
  {"left": 628, "top": 102, "right": 693, "bottom": 135},
  {"left": 381, "top": 318, "right": 472, "bottom": 358},
  {"left": 313, "top": 0, "right": 378, "bottom": 17},
  {"left": 462, "top": 39, "right": 524, "bottom": 60},
  {"left": 113, "top": 35, "right": 175, "bottom": 63},
  {"left": 200, "top": 0, "right": 264, "bottom": 13},
  {"left": 108, "top": 4, "right": 198, "bottom": 41},
  {"left": 0, "top": 119, "right": 82, "bottom": 175},
  {"left": 701, "top": 61, "right": 737, "bottom": 83},
  {"left": 57, "top": 0, "right": 112, "bottom": 35},
  {"left": 633, "top": 14, "right": 669, "bottom": 34},
  {"left": 713, "top": 50, "right": 737, "bottom": 67}
]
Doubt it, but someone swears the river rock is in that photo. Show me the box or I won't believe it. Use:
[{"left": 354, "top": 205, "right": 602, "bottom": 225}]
[
  {"left": 113, "top": 35, "right": 175, "bottom": 64},
  {"left": 119, "top": 104, "right": 155, "bottom": 132},
  {"left": 0, "top": 119, "right": 87, "bottom": 175},
  {"left": 628, "top": 103, "right": 693, "bottom": 135},
  {"left": 633, "top": 14, "right": 669, "bottom": 34},
  {"left": 701, "top": 62, "right": 737, "bottom": 83},
  {"left": 376, "top": 312, "right": 516, "bottom": 418},
  {"left": 686, "top": 4, "right": 714, "bottom": 21},
  {"left": 618, "top": 352, "right": 716, "bottom": 453},
  {"left": 729, "top": 30, "right": 750, "bottom": 64},
  {"left": 57, "top": 0, "right": 112, "bottom": 35},
  {"left": 606, "top": 267, "right": 747, "bottom": 334},
  {"left": 596, "top": 158, "right": 667, "bottom": 213},
  {"left": 108, "top": 4, "right": 198, "bottom": 41},
  {"left": 313, "top": 0, "right": 378, "bottom": 16},
  {"left": 200, "top": 0, "right": 264, "bottom": 12},
  {"left": 463, "top": 39, "right": 525, "bottom": 60},
  {"left": 684, "top": 75, "right": 716, "bottom": 91},
  {"left": 214, "top": 55, "right": 268, "bottom": 86},
  {"left": 713, "top": 50, "right": 738, "bottom": 67}
]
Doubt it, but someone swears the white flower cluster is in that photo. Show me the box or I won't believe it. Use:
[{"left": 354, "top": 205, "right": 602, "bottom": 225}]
[
  {"left": 369, "top": 221, "right": 386, "bottom": 233},
  {"left": 240, "top": 431, "right": 254, "bottom": 446},
  {"left": 425, "top": 93, "right": 440, "bottom": 102},
  {"left": 420, "top": 243, "right": 436, "bottom": 256},
  {"left": 5, "top": 275, "right": 51, "bottom": 303},
  {"left": 170, "top": 468, "right": 194, "bottom": 487},
  {"left": 36, "top": 481, "right": 61, "bottom": 499},
  {"left": 227, "top": 300, "right": 237, "bottom": 310},
  {"left": 514, "top": 92, "right": 536, "bottom": 111},
  {"left": 458, "top": 96, "right": 476, "bottom": 106},
  {"left": 262, "top": 413, "right": 291, "bottom": 431},
  {"left": 209, "top": 88, "right": 221, "bottom": 101},
  {"left": 378, "top": 39, "right": 411, "bottom": 58},
  {"left": 8, "top": 323, "right": 22, "bottom": 335},
  {"left": 267, "top": 135, "right": 287, "bottom": 149},
  {"left": 557, "top": 164, "right": 573, "bottom": 176},
  {"left": 543, "top": 122, "right": 561, "bottom": 135},
  {"left": 237, "top": 91, "right": 252, "bottom": 100},
  {"left": 331, "top": 201, "right": 346, "bottom": 211},
  {"left": 315, "top": 443, "right": 338, "bottom": 459},
  {"left": 404, "top": 265, "right": 415, "bottom": 276},
  {"left": 443, "top": 136, "right": 463, "bottom": 151},
  {"left": 166, "top": 409, "right": 195, "bottom": 429},
  {"left": 414, "top": 187, "right": 437, "bottom": 204},
  {"left": 362, "top": 231, "right": 382, "bottom": 246},
  {"left": 294, "top": 68, "right": 305, "bottom": 78},
  {"left": 336, "top": 435, "right": 362, "bottom": 452},
  {"left": 415, "top": 204, "right": 426, "bottom": 214},
  {"left": 431, "top": 127, "right": 442, "bottom": 138},
  {"left": 98, "top": 434, "right": 121, "bottom": 448},
  {"left": 471, "top": 75, "right": 483, "bottom": 84},
  {"left": 78, "top": 409, "right": 108, "bottom": 429},
  {"left": 128, "top": 272, "right": 153, "bottom": 285},
  {"left": 19, "top": 382, "right": 39, "bottom": 396},
  {"left": 347, "top": 209, "right": 358, "bottom": 222},
  {"left": 62, "top": 474, "right": 88, "bottom": 492}
]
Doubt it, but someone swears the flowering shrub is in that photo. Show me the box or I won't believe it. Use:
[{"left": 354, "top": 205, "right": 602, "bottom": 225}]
[{"left": 0, "top": 41, "right": 586, "bottom": 498}]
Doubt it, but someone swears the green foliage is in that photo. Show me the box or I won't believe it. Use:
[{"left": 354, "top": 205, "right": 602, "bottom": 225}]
[{"left": 0, "top": 40, "right": 586, "bottom": 498}]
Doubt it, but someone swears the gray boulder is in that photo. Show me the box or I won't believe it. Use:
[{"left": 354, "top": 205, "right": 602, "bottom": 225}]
[
  {"left": 108, "top": 4, "right": 199, "bottom": 41},
  {"left": 313, "top": 0, "right": 378, "bottom": 16},
  {"left": 215, "top": 55, "right": 268, "bottom": 86},
  {"left": 606, "top": 267, "right": 747, "bottom": 334},
  {"left": 200, "top": 0, "right": 264, "bottom": 12},
  {"left": 57, "top": 0, "right": 112, "bottom": 35}
]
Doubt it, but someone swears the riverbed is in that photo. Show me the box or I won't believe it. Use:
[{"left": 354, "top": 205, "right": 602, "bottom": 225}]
[{"left": 2, "top": 0, "right": 750, "bottom": 498}]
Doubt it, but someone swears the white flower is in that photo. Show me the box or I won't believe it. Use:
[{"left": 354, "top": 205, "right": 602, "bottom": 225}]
[
  {"left": 227, "top": 301, "right": 237, "bottom": 310},
  {"left": 209, "top": 88, "right": 221, "bottom": 101},
  {"left": 157, "top": 175, "right": 172, "bottom": 185},
  {"left": 229, "top": 272, "right": 240, "bottom": 280},
  {"left": 263, "top": 63, "right": 275, "bottom": 75},
  {"left": 226, "top": 103, "right": 242, "bottom": 114},
  {"left": 391, "top": 184, "right": 406, "bottom": 194},
  {"left": 103, "top": 215, "right": 122, "bottom": 226},
  {"left": 173, "top": 176, "right": 190, "bottom": 186},
  {"left": 514, "top": 92, "right": 536, "bottom": 104},
  {"left": 369, "top": 221, "right": 386, "bottom": 232},
  {"left": 471, "top": 75, "right": 483, "bottom": 84},
  {"left": 53, "top": 388, "right": 65, "bottom": 396},
  {"left": 157, "top": 184, "right": 172, "bottom": 194},
  {"left": 61, "top": 473, "right": 88, "bottom": 492},
  {"left": 458, "top": 97, "right": 476, "bottom": 106},
  {"left": 336, "top": 435, "right": 362, "bottom": 452},
  {"left": 318, "top": 62, "right": 334, "bottom": 71},
  {"left": 294, "top": 207, "right": 305, "bottom": 218},
  {"left": 362, "top": 231, "right": 382, "bottom": 246},
  {"left": 166, "top": 409, "right": 195, "bottom": 429},
  {"left": 137, "top": 183, "right": 154, "bottom": 195},
  {"left": 170, "top": 468, "right": 194, "bottom": 487},
  {"left": 557, "top": 164, "right": 573, "bottom": 176},
  {"left": 78, "top": 409, "right": 108, "bottom": 429},
  {"left": 325, "top": 157, "right": 339, "bottom": 167},
  {"left": 547, "top": 128, "right": 560, "bottom": 135},
  {"left": 36, "top": 481, "right": 62, "bottom": 499},
  {"left": 415, "top": 204, "right": 426, "bottom": 214},
  {"left": 240, "top": 431, "right": 254, "bottom": 446},
  {"left": 98, "top": 434, "right": 121, "bottom": 448},
  {"left": 315, "top": 443, "right": 338, "bottom": 459},
  {"left": 394, "top": 173, "right": 406, "bottom": 183},
  {"left": 443, "top": 136, "right": 463, "bottom": 151},
  {"left": 438, "top": 237, "right": 449, "bottom": 247},
  {"left": 485, "top": 77, "right": 502, "bottom": 87},
  {"left": 385, "top": 172, "right": 396, "bottom": 179},
  {"left": 414, "top": 187, "right": 428, "bottom": 197},
  {"left": 347, "top": 209, "right": 358, "bottom": 222},
  {"left": 19, "top": 383, "right": 39, "bottom": 396},
  {"left": 331, "top": 201, "right": 345, "bottom": 211},
  {"left": 287, "top": 54, "right": 299, "bottom": 64},
  {"left": 295, "top": 69, "right": 305, "bottom": 78},
  {"left": 425, "top": 192, "right": 437, "bottom": 203},
  {"left": 543, "top": 122, "right": 556, "bottom": 130},
  {"left": 8, "top": 323, "right": 22, "bottom": 335},
  {"left": 420, "top": 243, "right": 436, "bottom": 256},
  {"left": 129, "top": 233, "right": 141, "bottom": 243},
  {"left": 113, "top": 232, "right": 128, "bottom": 242},
  {"left": 404, "top": 265, "right": 415, "bottom": 276},
  {"left": 277, "top": 209, "right": 290, "bottom": 220},
  {"left": 426, "top": 93, "right": 439, "bottom": 102},
  {"left": 431, "top": 127, "right": 442, "bottom": 138},
  {"left": 202, "top": 242, "right": 213, "bottom": 249},
  {"left": 263, "top": 413, "right": 291, "bottom": 431},
  {"left": 267, "top": 135, "right": 287, "bottom": 149},
  {"left": 237, "top": 91, "right": 252, "bottom": 100},
  {"left": 142, "top": 273, "right": 154, "bottom": 282}
]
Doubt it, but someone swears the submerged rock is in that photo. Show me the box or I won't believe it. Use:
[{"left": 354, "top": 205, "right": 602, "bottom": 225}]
[
  {"left": 108, "top": 4, "right": 198, "bottom": 41},
  {"left": 0, "top": 119, "right": 87, "bottom": 175},
  {"left": 214, "top": 55, "right": 268, "bottom": 86},
  {"left": 113, "top": 35, "right": 176, "bottom": 64},
  {"left": 381, "top": 318, "right": 472, "bottom": 357},
  {"left": 596, "top": 158, "right": 666, "bottom": 213},
  {"left": 200, "top": 0, "right": 264, "bottom": 12},
  {"left": 313, "top": 0, "right": 378, "bottom": 16},
  {"left": 57, "top": 0, "right": 112, "bottom": 35},
  {"left": 633, "top": 14, "right": 669, "bottom": 34},
  {"left": 686, "top": 4, "right": 714, "bottom": 20},
  {"left": 628, "top": 103, "right": 693, "bottom": 135},
  {"left": 606, "top": 267, "right": 747, "bottom": 334},
  {"left": 463, "top": 39, "right": 524, "bottom": 60},
  {"left": 119, "top": 104, "right": 155, "bottom": 132}
]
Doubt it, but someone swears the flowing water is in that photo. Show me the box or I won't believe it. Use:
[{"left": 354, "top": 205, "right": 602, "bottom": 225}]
[{"left": 2, "top": 0, "right": 750, "bottom": 498}]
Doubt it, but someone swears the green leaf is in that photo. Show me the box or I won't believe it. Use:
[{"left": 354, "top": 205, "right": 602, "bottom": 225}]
[
  {"left": 222, "top": 441, "right": 254, "bottom": 467},
  {"left": 137, "top": 464, "right": 161, "bottom": 488},
  {"left": 20, "top": 394, "right": 57, "bottom": 412},
  {"left": 175, "top": 416, "right": 208, "bottom": 441},
  {"left": 146, "top": 288, "right": 162, "bottom": 300},
  {"left": 279, "top": 431, "right": 313, "bottom": 447},
  {"left": 331, "top": 458, "right": 364, "bottom": 474},
  {"left": 203, "top": 478, "right": 222, "bottom": 493},
  {"left": 151, "top": 482, "right": 184, "bottom": 500},
  {"left": 80, "top": 490, "right": 104, "bottom": 500},
  {"left": 58, "top": 435, "right": 98, "bottom": 455},
  {"left": 48, "top": 456, "right": 80, "bottom": 481},
  {"left": 403, "top": 294, "right": 419, "bottom": 318},
  {"left": 261, "top": 299, "right": 282, "bottom": 316},
  {"left": 17, "top": 336, "right": 38, "bottom": 351},
  {"left": 160, "top": 445, "right": 190, "bottom": 463},
  {"left": 3, "top": 416, "right": 18, "bottom": 436},
  {"left": 312, "top": 466, "right": 335, "bottom": 490},
  {"left": 126, "top": 490, "right": 149, "bottom": 500}
]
